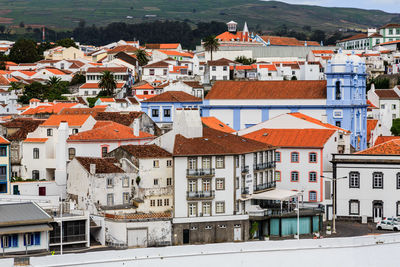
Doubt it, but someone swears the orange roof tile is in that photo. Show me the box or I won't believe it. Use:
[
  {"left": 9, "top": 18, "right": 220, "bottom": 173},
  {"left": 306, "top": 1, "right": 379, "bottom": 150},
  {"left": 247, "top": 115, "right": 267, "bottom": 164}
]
[
  {"left": 243, "top": 128, "right": 335, "bottom": 148},
  {"left": 135, "top": 94, "right": 156, "bottom": 100},
  {"left": 107, "top": 45, "right": 138, "bottom": 54},
  {"left": 146, "top": 43, "right": 180, "bottom": 49},
  {"left": 134, "top": 83, "right": 154, "bottom": 90},
  {"left": 45, "top": 68, "right": 67, "bottom": 75},
  {"left": 86, "top": 67, "right": 128, "bottom": 73},
  {"left": 356, "top": 139, "right": 400, "bottom": 155},
  {"left": 261, "top": 35, "right": 316, "bottom": 46},
  {"left": 312, "top": 50, "right": 334, "bottom": 54},
  {"left": 29, "top": 98, "right": 40, "bottom": 102},
  {"left": 379, "top": 40, "right": 400, "bottom": 46},
  {"left": 374, "top": 136, "right": 400, "bottom": 146},
  {"left": 79, "top": 82, "right": 125, "bottom": 89},
  {"left": 0, "top": 136, "right": 10, "bottom": 144},
  {"left": 41, "top": 114, "right": 91, "bottom": 127},
  {"left": 19, "top": 71, "right": 36, "bottom": 77},
  {"left": 68, "top": 121, "right": 154, "bottom": 141},
  {"left": 216, "top": 31, "right": 244, "bottom": 42},
  {"left": 367, "top": 119, "right": 378, "bottom": 141},
  {"left": 142, "top": 91, "right": 201, "bottom": 103},
  {"left": 258, "top": 64, "right": 277, "bottom": 71},
  {"left": 201, "top": 117, "right": 235, "bottom": 133},
  {"left": 99, "top": 98, "right": 115, "bottom": 103},
  {"left": 158, "top": 50, "right": 193, "bottom": 58},
  {"left": 339, "top": 33, "right": 368, "bottom": 42},
  {"left": 289, "top": 112, "right": 350, "bottom": 133},
  {"left": 21, "top": 103, "right": 79, "bottom": 115},
  {"left": 24, "top": 138, "right": 48, "bottom": 143},
  {"left": 206, "top": 81, "right": 327, "bottom": 100}
]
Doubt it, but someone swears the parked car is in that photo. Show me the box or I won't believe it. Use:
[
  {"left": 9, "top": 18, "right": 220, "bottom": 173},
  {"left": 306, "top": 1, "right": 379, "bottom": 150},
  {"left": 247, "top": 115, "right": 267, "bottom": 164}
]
[{"left": 376, "top": 218, "right": 400, "bottom": 231}]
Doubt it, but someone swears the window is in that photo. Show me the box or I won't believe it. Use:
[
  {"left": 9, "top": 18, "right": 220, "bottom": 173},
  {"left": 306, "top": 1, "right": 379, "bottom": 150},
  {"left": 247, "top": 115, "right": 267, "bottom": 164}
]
[
  {"left": 122, "top": 177, "right": 129, "bottom": 187},
  {"left": 216, "top": 202, "right": 225, "bottom": 213},
  {"left": 188, "top": 157, "right": 197, "bottom": 169},
  {"left": 381, "top": 104, "right": 385, "bottom": 109},
  {"left": 107, "top": 178, "right": 113, "bottom": 188},
  {"left": 212, "top": 66, "right": 216, "bottom": 71},
  {"left": 107, "top": 194, "right": 114, "bottom": 206},
  {"left": 33, "top": 148, "right": 39, "bottom": 159},
  {"left": 309, "top": 172, "right": 317, "bottom": 182},
  {"left": 123, "top": 192, "right": 130, "bottom": 204},
  {"left": 1, "top": 234, "right": 18, "bottom": 248},
  {"left": 349, "top": 172, "right": 360, "bottom": 188},
  {"left": 68, "top": 148, "right": 76, "bottom": 160},
  {"left": 101, "top": 147, "right": 108, "bottom": 158},
  {"left": 153, "top": 178, "right": 159, "bottom": 186},
  {"left": 202, "top": 179, "right": 211, "bottom": 191},
  {"left": 291, "top": 171, "right": 299, "bottom": 182},
  {"left": 163, "top": 69, "right": 167, "bottom": 76},
  {"left": 235, "top": 156, "right": 239, "bottom": 168},
  {"left": 188, "top": 180, "right": 196, "bottom": 192},
  {"left": 309, "top": 191, "right": 317, "bottom": 202},
  {"left": 223, "top": 76, "right": 228, "bottom": 80},
  {"left": 166, "top": 177, "right": 172, "bottom": 186},
  {"left": 216, "top": 156, "right": 225, "bottom": 168},
  {"left": 0, "top": 146, "right": 6, "bottom": 157},
  {"left": 150, "top": 200, "right": 155, "bottom": 207},
  {"left": 47, "top": 129, "right": 53, "bottom": 136},
  {"left": 216, "top": 178, "right": 225, "bottom": 190},
  {"left": 373, "top": 172, "right": 383, "bottom": 189},
  {"left": 212, "top": 76, "right": 216, "bottom": 80},
  {"left": 275, "top": 151, "right": 281, "bottom": 162},
  {"left": 275, "top": 171, "right": 281, "bottom": 182},
  {"left": 392, "top": 104, "right": 397, "bottom": 110},
  {"left": 188, "top": 203, "right": 197, "bottom": 217},
  {"left": 164, "top": 109, "right": 171, "bottom": 117},
  {"left": 153, "top": 160, "right": 159, "bottom": 168},
  {"left": 72, "top": 129, "right": 79, "bottom": 134},
  {"left": 397, "top": 173, "right": 400, "bottom": 189},
  {"left": 24, "top": 233, "right": 40, "bottom": 246},
  {"left": 167, "top": 160, "right": 172, "bottom": 167},
  {"left": 291, "top": 152, "right": 299, "bottom": 163},
  {"left": 335, "top": 81, "right": 341, "bottom": 100},
  {"left": 349, "top": 200, "right": 360, "bottom": 215},
  {"left": 202, "top": 157, "right": 211, "bottom": 169},
  {"left": 149, "top": 69, "right": 155, "bottom": 76},
  {"left": 202, "top": 202, "right": 211, "bottom": 216},
  {"left": 309, "top": 152, "right": 317, "bottom": 163},
  {"left": 152, "top": 109, "right": 159, "bottom": 117},
  {"left": 335, "top": 121, "right": 341, "bottom": 127},
  {"left": 157, "top": 199, "right": 162, "bottom": 206},
  {"left": 32, "top": 170, "right": 39, "bottom": 180},
  {"left": 223, "top": 66, "right": 227, "bottom": 71}
]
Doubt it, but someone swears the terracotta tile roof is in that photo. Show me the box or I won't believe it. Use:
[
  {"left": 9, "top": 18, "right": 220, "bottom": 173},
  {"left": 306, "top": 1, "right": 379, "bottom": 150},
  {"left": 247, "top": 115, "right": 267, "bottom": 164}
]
[
  {"left": 76, "top": 97, "right": 87, "bottom": 105},
  {"left": 205, "top": 80, "right": 327, "bottom": 100},
  {"left": 338, "top": 33, "right": 368, "bottom": 42},
  {"left": 143, "top": 61, "right": 169, "bottom": 68},
  {"left": 104, "top": 211, "right": 171, "bottom": 220},
  {"left": 2, "top": 118, "right": 45, "bottom": 141},
  {"left": 243, "top": 128, "right": 335, "bottom": 148},
  {"left": 312, "top": 50, "right": 334, "bottom": 54},
  {"left": 0, "top": 75, "right": 10, "bottom": 86},
  {"left": 158, "top": 50, "right": 193, "bottom": 58},
  {"left": 146, "top": 43, "right": 180, "bottom": 49},
  {"left": 258, "top": 64, "right": 277, "bottom": 71},
  {"left": 369, "top": 33, "right": 383, "bottom": 38},
  {"left": 367, "top": 100, "right": 378, "bottom": 110},
  {"left": 79, "top": 82, "right": 125, "bottom": 89},
  {"left": 41, "top": 114, "right": 91, "bottom": 127},
  {"left": 374, "top": 136, "right": 400, "bottom": 146},
  {"left": 107, "top": 45, "right": 138, "bottom": 54},
  {"left": 374, "top": 89, "right": 400, "bottom": 99},
  {"left": 119, "top": 144, "right": 171, "bottom": 158},
  {"left": 201, "top": 117, "right": 235, "bottom": 133},
  {"left": 367, "top": 119, "right": 378, "bottom": 141},
  {"left": 170, "top": 66, "right": 188, "bottom": 74},
  {"left": 133, "top": 82, "right": 153, "bottom": 90},
  {"left": 29, "top": 98, "right": 40, "bottom": 103},
  {"left": 114, "top": 52, "right": 138, "bottom": 65},
  {"left": 173, "top": 127, "right": 274, "bottom": 156},
  {"left": 127, "top": 97, "right": 139, "bottom": 105},
  {"left": 94, "top": 112, "right": 143, "bottom": 126},
  {"left": 379, "top": 40, "right": 400, "bottom": 46},
  {"left": 261, "top": 35, "right": 315, "bottom": 46},
  {"left": 289, "top": 112, "right": 350, "bottom": 133},
  {"left": 356, "top": 139, "right": 400, "bottom": 155},
  {"left": 216, "top": 31, "right": 244, "bottom": 42},
  {"left": 59, "top": 107, "right": 106, "bottom": 115},
  {"left": 86, "top": 67, "right": 128, "bottom": 73},
  {"left": 24, "top": 138, "right": 48, "bottom": 143},
  {"left": 183, "top": 81, "right": 203, "bottom": 88},
  {"left": 22, "top": 103, "right": 79, "bottom": 115},
  {"left": 99, "top": 98, "right": 115, "bottom": 103},
  {"left": 75, "top": 157, "right": 124, "bottom": 173},
  {"left": 68, "top": 121, "right": 154, "bottom": 141},
  {"left": 0, "top": 136, "right": 10, "bottom": 144},
  {"left": 207, "top": 58, "right": 237, "bottom": 66},
  {"left": 142, "top": 91, "right": 202, "bottom": 103},
  {"left": 380, "top": 23, "right": 400, "bottom": 29},
  {"left": 135, "top": 94, "right": 156, "bottom": 100},
  {"left": 45, "top": 68, "right": 68, "bottom": 75}
]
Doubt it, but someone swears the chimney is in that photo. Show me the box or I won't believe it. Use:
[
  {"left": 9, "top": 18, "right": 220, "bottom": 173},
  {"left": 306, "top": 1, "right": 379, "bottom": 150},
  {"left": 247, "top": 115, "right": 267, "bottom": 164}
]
[
  {"left": 133, "top": 118, "right": 140, "bottom": 136},
  {"left": 90, "top": 164, "right": 96, "bottom": 174}
]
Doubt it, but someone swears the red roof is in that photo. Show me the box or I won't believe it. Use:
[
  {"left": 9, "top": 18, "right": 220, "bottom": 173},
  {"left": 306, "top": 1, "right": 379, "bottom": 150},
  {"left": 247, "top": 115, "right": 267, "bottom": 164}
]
[
  {"left": 216, "top": 31, "right": 245, "bottom": 42},
  {"left": 68, "top": 121, "right": 154, "bottom": 141},
  {"left": 258, "top": 64, "right": 277, "bottom": 71},
  {"left": 76, "top": 157, "right": 124, "bottom": 173},
  {"left": 42, "top": 114, "right": 91, "bottom": 127},
  {"left": 261, "top": 35, "right": 319, "bottom": 46},
  {"left": 107, "top": 45, "right": 138, "bottom": 54},
  {"left": 244, "top": 128, "right": 335, "bottom": 148},
  {"left": 24, "top": 138, "right": 48, "bottom": 143},
  {"left": 367, "top": 100, "right": 378, "bottom": 110},
  {"left": 22, "top": 103, "right": 79, "bottom": 115},
  {"left": 312, "top": 50, "right": 334, "bottom": 54},
  {"left": 367, "top": 119, "right": 378, "bottom": 142},
  {"left": 86, "top": 67, "right": 128, "bottom": 73},
  {"left": 374, "top": 89, "right": 400, "bottom": 99},
  {"left": 205, "top": 80, "right": 327, "bottom": 100},
  {"left": 142, "top": 91, "right": 201, "bottom": 103},
  {"left": 289, "top": 112, "right": 350, "bottom": 133},
  {"left": 356, "top": 139, "right": 400, "bottom": 155},
  {"left": 374, "top": 136, "right": 400, "bottom": 146},
  {"left": 80, "top": 83, "right": 125, "bottom": 89},
  {"left": 134, "top": 83, "right": 154, "bottom": 90},
  {"left": 201, "top": 117, "right": 235, "bottom": 133},
  {"left": 0, "top": 136, "right": 10, "bottom": 144},
  {"left": 379, "top": 40, "right": 400, "bottom": 46},
  {"left": 99, "top": 98, "right": 115, "bottom": 103},
  {"left": 158, "top": 50, "right": 193, "bottom": 58},
  {"left": 146, "top": 43, "right": 180, "bottom": 49},
  {"left": 339, "top": 33, "right": 368, "bottom": 42}
]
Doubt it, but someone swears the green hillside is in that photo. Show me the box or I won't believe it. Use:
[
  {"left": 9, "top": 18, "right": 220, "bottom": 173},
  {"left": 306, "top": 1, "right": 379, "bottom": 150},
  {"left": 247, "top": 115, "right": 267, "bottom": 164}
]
[{"left": 0, "top": 0, "right": 399, "bottom": 31}]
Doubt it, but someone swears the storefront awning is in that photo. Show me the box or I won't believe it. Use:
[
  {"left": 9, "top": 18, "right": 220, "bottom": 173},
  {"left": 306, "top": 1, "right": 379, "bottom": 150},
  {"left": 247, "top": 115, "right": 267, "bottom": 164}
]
[
  {"left": 0, "top": 224, "right": 52, "bottom": 235},
  {"left": 247, "top": 189, "right": 302, "bottom": 201}
]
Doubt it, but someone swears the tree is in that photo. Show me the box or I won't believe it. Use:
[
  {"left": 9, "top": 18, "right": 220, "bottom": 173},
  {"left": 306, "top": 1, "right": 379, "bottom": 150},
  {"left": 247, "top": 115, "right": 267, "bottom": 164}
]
[
  {"left": 56, "top": 38, "right": 77, "bottom": 48},
  {"left": 203, "top": 35, "right": 220, "bottom": 61},
  {"left": 46, "top": 76, "right": 62, "bottom": 88},
  {"left": 134, "top": 49, "right": 149, "bottom": 66},
  {"left": 70, "top": 73, "right": 86, "bottom": 86},
  {"left": 310, "top": 30, "right": 326, "bottom": 43},
  {"left": 8, "top": 39, "right": 41, "bottom": 63},
  {"left": 391, "top": 118, "right": 400, "bottom": 136},
  {"left": 0, "top": 25, "right": 5, "bottom": 34},
  {"left": 98, "top": 71, "right": 116, "bottom": 96},
  {"left": 0, "top": 61, "right": 5, "bottom": 70},
  {"left": 235, "top": 56, "right": 256, "bottom": 65},
  {"left": 19, "top": 21, "right": 25, "bottom": 28}
]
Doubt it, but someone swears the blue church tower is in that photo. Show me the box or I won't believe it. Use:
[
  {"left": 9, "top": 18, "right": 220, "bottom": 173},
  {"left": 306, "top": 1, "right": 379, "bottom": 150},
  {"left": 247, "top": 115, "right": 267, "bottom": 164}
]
[{"left": 325, "top": 50, "right": 368, "bottom": 151}]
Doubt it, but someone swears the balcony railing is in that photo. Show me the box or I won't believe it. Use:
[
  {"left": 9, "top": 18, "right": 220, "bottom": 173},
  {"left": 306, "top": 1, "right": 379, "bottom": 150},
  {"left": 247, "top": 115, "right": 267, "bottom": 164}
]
[
  {"left": 241, "top": 187, "right": 249, "bottom": 195},
  {"left": 241, "top": 165, "right": 249, "bottom": 173},
  {"left": 186, "top": 168, "right": 215, "bottom": 177},
  {"left": 253, "top": 162, "right": 276, "bottom": 170},
  {"left": 253, "top": 181, "right": 276, "bottom": 192},
  {"left": 186, "top": 190, "right": 215, "bottom": 200}
]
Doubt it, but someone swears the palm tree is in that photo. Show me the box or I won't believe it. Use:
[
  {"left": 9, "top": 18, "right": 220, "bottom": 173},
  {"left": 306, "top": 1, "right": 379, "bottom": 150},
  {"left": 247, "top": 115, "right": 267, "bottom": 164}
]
[
  {"left": 203, "top": 35, "right": 220, "bottom": 61},
  {"left": 98, "top": 71, "right": 117, "bottom": 96},
  {"left": 134, "top": 49, "right": 149, "bottom": 66},
  {"left": 46, "top": 76, "right": 62, "bottom": 88}
]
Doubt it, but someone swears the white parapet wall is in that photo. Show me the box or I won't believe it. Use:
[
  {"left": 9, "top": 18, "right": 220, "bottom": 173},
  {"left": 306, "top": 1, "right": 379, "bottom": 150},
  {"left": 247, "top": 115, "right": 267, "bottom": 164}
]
[{"left": 16, "top": 233, "right": 400, "bottom": 267}]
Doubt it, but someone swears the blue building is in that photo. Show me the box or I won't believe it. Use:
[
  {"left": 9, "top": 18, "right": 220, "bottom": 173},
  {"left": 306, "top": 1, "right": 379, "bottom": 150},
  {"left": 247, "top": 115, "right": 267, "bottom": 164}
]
[
  {"left": 202, "top": 51, "right": 367, "bottom": 151},
  {"left": 0, "top": 136, "right": 10, "bottom": 194},
  {"left": 141, "top": 91, "right": 202, "bottom": 133}
]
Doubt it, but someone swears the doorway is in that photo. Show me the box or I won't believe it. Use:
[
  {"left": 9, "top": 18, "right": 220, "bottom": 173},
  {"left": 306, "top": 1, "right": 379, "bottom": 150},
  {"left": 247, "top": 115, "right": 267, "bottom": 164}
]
[
  {"left": 373, "top": 201, "right": 383, "bottom": 223},
  {"left": 233, "top": 224, "right": 242, "bottom": 241},
  {"left": 183, "top": 229, "right": 190, "bottom": 244}
]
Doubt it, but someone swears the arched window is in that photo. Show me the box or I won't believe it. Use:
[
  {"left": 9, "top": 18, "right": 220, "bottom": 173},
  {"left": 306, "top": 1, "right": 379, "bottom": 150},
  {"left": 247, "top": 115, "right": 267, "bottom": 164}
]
[
  {"left": 335, "top": 81, "right": 341, "bottom": 100},
  {"left": 33, "top": 148, "right": 39, "bottom": 159},
  {"left": 68, "top": 148, "right": 76, "bottom": 160}
]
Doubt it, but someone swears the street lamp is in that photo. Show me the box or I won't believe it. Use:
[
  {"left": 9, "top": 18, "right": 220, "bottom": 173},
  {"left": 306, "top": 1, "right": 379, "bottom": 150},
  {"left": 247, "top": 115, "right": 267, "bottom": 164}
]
[
  {"left": 294, "top": 196, "right": 300, "bottom": 240},
  {"left": 321, "top": 175, "right": 347, "bottom": 234}
]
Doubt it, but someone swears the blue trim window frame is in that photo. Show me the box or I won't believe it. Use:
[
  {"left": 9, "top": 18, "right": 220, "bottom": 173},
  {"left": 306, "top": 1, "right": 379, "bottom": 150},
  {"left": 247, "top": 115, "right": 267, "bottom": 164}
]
[
  {"left": 151, "top": 108, "right": 159, "bottom": 118},
  {"left": 23, "top": 232, "right": 41, "bottom": 246},
  {"left": 0, "top": 165, "right": 7, "bottom": 183},
  {"left": 0, "top": 145, "right": 7, "bottom": 157},
  {"left": 1, "top": 234, "right": 18, "bottom": 248}
]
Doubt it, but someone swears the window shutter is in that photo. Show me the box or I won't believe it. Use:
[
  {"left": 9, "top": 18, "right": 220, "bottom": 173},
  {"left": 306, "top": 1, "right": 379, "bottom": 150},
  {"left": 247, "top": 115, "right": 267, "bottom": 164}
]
[
  {"left": 12, "top": 235, "right": 18, "bottom": 247},
  {"left": 1, "top": 236, "right": 3, "bottom": 248},
  {"left": 34, "top": 232, "right": 40, "bottom": 245}
]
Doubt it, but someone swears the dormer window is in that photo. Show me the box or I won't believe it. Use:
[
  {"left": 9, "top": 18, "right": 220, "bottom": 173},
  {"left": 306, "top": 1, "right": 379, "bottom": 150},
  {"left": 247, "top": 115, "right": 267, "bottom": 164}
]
[{"left": 335, "top": 81, "right": 341, "bottom": 100}]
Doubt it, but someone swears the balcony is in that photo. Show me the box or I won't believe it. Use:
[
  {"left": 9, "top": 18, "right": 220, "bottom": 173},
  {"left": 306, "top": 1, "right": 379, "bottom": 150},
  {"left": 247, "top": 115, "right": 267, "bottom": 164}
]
[
  {"left": 186, "top": 168, "right": 215, "bottom": 178},
  {"left": 186, "top": 190, "right": 215, "bottom": 200},
  {"left": 241, "top": 165, "right": 249, "bottom": 173},
  {"left": 253, "top": 181, "right": 276, "bottom": 192},
  {"left": 253, "top": 162, "right": 276, "bottom": 170}
]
